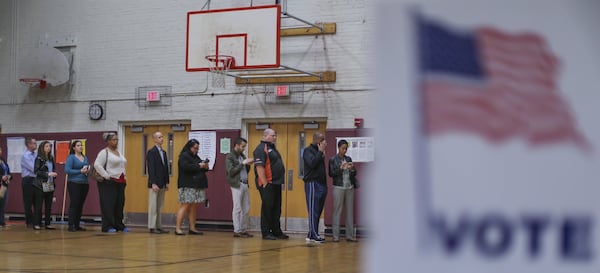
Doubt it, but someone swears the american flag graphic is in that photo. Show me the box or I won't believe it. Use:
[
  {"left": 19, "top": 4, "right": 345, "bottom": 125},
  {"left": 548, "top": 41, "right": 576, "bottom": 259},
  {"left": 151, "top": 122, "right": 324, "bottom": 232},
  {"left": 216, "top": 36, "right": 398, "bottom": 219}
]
[{"left": 418, "top": 17, "right": 590, "bottom": 151}]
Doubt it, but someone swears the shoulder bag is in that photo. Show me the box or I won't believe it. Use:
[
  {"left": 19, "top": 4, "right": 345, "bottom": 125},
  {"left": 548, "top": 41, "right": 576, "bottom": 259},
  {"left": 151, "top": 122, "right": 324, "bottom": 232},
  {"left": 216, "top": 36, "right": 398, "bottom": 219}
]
[{"left": 89, "top": 149, "right": 108, "bottom": 182}]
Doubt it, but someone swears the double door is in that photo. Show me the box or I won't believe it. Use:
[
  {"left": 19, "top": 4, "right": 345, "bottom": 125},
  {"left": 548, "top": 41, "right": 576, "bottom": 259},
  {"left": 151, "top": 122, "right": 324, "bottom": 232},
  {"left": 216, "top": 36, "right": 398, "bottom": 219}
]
[
  {"left": 247, "top": 122, "right": 326, "bottom": 231},
  {"left": 123, "top": 124, "right": 190, "bottom": 214}
]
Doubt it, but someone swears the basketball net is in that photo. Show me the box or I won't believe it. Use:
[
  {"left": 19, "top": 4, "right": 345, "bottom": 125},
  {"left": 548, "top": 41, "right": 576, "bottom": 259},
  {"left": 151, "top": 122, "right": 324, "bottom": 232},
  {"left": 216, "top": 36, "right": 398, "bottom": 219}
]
[{"left": 205, "top": 55, "right": 234, "bottom": 88}]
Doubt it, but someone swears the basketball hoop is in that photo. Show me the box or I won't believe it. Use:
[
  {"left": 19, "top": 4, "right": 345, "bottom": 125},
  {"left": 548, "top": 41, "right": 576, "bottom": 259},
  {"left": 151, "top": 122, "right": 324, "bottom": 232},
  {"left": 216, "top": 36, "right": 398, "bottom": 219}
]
[
  {"left": 19, "top": 78, "right": 47, "bottom": 89},
  {"left": 205, "top": 55, "right": 234, "bottom": 88}
]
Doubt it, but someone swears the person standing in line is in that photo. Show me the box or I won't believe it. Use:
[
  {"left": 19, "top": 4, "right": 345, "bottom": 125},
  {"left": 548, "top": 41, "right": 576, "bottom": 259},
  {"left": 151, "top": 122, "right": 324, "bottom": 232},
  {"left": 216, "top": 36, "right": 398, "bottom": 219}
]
[
  {"left": 64, "top": 140, "right": 91, "bottom": 232},
  {"left": 20, "top": 137, "right": 37, "bottom": 227},
  {"left": 94, "top": 132, "right": 129, "bottom": 233},
  {"left": 146, "top": 131, "right": 170, "bottom": 234},
  {"left": 329, "top": 139, "right": 359, "bottom": 242},
  {"left": 302, "top": 132, "right": 328, "bottom": 243},
  {"left": 174, "top": 139, "right": 208, "bottom": 236},
  {"left": 33, "top": 141, "right": 58, "bottom": 230},
  {"left": 253, "top": 128, "right": 288, "bottom": 240},
  {"left": 0, "top": 147, "right": 13, "bottom": 228},
  {"left": 225, "top": 137, "right": 254, "bottom": 238}
]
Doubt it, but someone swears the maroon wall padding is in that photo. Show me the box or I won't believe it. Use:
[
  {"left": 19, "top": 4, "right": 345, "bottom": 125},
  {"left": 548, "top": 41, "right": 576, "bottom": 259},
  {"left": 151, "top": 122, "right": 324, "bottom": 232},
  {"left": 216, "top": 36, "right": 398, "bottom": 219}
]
[
  {"left": 323, "top": 128, "right": 373, "bottom": 227},
  {"left": 1, "top": 132, "right": 106, "bottom": 217},
  {"left": 193, "top": 130, "right": 241, "bottom": 221}
]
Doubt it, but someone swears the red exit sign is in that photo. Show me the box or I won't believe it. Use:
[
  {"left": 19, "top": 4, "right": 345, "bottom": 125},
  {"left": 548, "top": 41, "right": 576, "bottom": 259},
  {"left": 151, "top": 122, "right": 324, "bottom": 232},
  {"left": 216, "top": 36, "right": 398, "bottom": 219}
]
[
  {"left": 275, "top": 85, "right": 289, "bottom": 97},
  {"left": 146, "top": 91, "right": 160, "bottom": 102}
]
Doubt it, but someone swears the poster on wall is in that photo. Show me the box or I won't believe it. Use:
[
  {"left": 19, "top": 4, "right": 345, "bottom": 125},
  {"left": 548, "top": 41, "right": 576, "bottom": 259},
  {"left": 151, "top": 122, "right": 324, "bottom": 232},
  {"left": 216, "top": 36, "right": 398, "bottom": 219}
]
[
  {"left": 220, "top": 138, "right": 231, "bottom": 154},
  {"left": 7, "top": 137, "right": 25, "bottom": 173},
  {"left": 188, "top": 131, "right": 216, "bottom": 170},
  {"left": 55, "top": 141, "right": 71, "bottom": 164},
  {"left": 335, "top": 137, "right": 375, "bottom": 162}
]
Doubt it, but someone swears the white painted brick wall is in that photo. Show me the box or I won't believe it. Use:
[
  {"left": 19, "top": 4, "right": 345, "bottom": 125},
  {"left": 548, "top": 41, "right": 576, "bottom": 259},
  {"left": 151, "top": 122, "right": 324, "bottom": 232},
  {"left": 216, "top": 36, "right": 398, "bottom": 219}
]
[{"left": 0, "top": 0, "right": 374, "bottom": 133}]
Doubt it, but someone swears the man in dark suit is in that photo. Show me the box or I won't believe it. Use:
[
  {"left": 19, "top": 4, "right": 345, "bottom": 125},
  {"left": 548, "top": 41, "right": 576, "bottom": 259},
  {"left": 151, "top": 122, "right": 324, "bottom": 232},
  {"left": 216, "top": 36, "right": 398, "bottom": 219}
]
[{"left": 146, "top": 131, "right": 170, "bottom": 234}]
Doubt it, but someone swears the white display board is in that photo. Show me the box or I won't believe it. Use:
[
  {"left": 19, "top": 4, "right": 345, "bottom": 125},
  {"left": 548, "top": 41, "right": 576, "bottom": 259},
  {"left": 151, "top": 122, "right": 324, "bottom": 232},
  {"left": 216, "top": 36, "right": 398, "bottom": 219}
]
[
  {"left": 335, "top": 137, "right": 375, "bottom": 162},
  {"left": 188, "top": 131, "right": 216, "bottom": 170},
  {"left": 6, "top": 137, "right": 25, "bottom": 173}
]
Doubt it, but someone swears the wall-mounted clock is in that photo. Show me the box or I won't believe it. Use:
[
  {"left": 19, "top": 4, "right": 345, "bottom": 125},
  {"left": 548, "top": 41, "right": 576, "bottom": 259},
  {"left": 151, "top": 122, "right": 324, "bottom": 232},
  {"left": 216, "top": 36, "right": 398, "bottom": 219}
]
[{"left": 89, "top": 103, "right": 104, "bottom": 120}]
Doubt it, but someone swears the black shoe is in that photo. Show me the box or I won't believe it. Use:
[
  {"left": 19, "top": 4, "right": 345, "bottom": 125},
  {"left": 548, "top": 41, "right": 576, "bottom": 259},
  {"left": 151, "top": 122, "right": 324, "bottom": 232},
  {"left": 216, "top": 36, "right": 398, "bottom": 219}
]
[
  {"left": 157, "top": 229, "right": 169, "bottom": 234},
  {"left": 174, "top": 230, "right": 186, "bottom": 236},
  {"left": 275, "top": 233, "right": 289, "bottom": 240},
  {"left": 188, "top": 230, "right": 204, "bottom": 235},
  {"left": 262, "top": 234, "right": 277, "bottom": 240},
  {"left": 149, "top": 228, "right": 162, "bottom": 234},
  {"left": 76, "top": 226, "right": 87, "bottom": 231},
  {"left": 68, "top": 226, "right": 77, "bottom": 232}
]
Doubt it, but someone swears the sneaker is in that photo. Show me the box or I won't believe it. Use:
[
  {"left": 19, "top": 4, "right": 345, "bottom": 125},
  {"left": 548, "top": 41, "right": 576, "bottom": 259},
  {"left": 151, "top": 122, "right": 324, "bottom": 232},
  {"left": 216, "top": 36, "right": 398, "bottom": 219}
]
[
  {"left": 242, "top": 232, "right": 254, "bottom": 238},
  {"left": 45, "top": 225, "right": 56, "bottom": 230},
  {"left": 305, "top": 237, "right": 325, "bottom": 243},
  {"left": 233, "top": 232, "right": 244, "bottom": 238},
  {"left": 33, "top": 225, "right": 41, "bottom": 230},
  {"left": 107, "top": 228, "right": 117, "bottom": 233},
  {"left": 122, "top": 227, "right": 131, "bottom": 233}
]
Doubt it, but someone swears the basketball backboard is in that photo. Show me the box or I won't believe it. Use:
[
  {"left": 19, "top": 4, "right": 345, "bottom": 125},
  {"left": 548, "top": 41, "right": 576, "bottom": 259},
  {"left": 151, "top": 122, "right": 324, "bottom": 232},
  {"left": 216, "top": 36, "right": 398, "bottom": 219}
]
[
  {"left": 18, "top": 47, "right": 70, "bottom": 87},
  {"left": 186, "top": 5, "right": 281, "bottom": 72}
]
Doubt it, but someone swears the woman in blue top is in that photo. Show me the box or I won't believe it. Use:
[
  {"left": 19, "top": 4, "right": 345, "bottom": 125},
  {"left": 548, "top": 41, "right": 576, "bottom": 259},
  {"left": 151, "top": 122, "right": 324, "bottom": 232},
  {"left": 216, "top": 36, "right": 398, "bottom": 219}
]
[{"left": 64, "top": 140, "right": 91, "bottom": 232}]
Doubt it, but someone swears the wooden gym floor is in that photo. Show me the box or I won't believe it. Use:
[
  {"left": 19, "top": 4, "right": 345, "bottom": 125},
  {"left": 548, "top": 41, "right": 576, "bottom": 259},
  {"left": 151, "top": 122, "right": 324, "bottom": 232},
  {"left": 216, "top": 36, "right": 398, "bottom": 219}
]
[{"left": 0, "top": 222, "right": 362, "bottom": 273}]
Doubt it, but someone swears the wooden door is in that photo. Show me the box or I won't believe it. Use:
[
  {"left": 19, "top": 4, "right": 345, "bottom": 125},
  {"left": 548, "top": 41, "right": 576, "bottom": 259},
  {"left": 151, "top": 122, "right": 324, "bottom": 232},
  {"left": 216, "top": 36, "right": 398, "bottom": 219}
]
[
  {"left": 123, "top": 124, "right": 190, "bottom": 214},
  {"left": 247, "top": 122, "right": 326, "bottom": 231}
]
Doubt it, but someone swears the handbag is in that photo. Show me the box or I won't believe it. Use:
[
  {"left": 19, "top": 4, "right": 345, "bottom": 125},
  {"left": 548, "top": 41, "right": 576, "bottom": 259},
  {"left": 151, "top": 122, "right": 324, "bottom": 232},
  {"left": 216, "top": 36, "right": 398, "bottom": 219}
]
[
  {"left": 41, "top": 181, "right": 55, "bottom": 192},
  {"left": 90, "top": 149, "right": 108, "bottom": 182}
]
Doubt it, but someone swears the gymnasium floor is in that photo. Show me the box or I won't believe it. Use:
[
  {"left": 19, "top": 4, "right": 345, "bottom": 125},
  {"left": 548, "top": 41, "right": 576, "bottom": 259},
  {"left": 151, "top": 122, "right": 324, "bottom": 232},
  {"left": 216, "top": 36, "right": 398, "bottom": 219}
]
[{"left": 0, "top": 222, "right": 362, "bottom": 273}]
